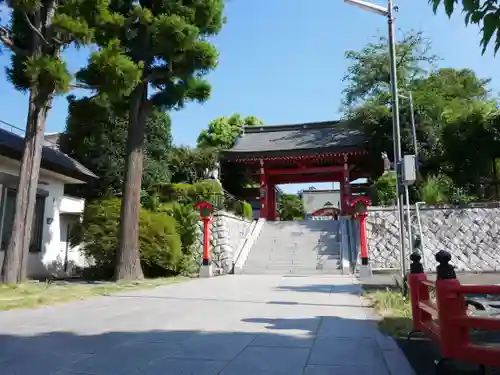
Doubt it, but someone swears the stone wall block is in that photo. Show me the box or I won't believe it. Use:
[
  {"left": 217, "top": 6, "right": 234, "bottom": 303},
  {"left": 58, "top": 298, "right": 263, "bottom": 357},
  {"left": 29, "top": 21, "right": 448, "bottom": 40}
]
[{"left": 366, "top": 205, "right": 500, "bottom": 272}]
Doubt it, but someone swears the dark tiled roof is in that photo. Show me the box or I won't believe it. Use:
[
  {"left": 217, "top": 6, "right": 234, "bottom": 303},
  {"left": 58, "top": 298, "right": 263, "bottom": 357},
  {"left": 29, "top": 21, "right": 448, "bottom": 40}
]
[
  {"left": 221, "top": 120, "right": 366, "bottom": 159},
  {"left": 0, "top": 128, "right": 97, "bottom": 182}
]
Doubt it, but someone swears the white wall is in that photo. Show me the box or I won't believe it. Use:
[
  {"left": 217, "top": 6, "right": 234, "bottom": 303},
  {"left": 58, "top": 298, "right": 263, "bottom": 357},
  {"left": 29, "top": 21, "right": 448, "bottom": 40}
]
[{"left": 0, "top": 156, "right": 87, "bottom": 278}]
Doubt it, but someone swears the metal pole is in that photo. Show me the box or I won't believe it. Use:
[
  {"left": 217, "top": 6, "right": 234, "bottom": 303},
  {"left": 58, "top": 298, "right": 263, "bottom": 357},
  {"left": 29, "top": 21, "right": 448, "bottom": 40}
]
[
  {"left": 404, "top": 184, "right": 413, "bottom": 254},
  {"left": 408, "top": 91, "right": 419, "bottom": 174},
  {"left": 415, "top": 201, "right": 426, "bottom": 270},
  {"left": 387, "top": 0, "right": 406, "bottom": 280}
]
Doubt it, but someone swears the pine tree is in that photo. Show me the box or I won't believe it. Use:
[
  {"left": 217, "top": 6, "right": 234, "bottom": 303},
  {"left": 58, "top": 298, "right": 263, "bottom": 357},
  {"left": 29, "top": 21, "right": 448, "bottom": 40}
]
[
  {"left": 78, "top": 0, "right": 226, "bottom": 280},
  {"left": 0, "top": 0, "right": 118, "bottom": 283}
]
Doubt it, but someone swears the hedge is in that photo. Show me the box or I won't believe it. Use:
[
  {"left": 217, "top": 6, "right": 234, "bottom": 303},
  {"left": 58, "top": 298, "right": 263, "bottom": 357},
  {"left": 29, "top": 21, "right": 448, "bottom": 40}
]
[
  {"left": 71, "top": 198, "right": 181, "bottom": 278},
  {"left": 153, "top": 180, "right": 223, "bottom": 207}
]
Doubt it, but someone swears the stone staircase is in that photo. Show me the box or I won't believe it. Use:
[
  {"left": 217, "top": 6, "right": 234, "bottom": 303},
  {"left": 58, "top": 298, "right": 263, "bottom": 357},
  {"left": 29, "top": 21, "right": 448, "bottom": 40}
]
[{"left": 241, "top": 220, "right": 342, "bottom": 275}]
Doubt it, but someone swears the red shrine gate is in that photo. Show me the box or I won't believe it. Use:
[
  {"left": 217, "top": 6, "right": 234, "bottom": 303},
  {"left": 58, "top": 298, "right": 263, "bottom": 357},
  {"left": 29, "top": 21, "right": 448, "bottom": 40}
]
[{"left": 221, "top": 121, "right": 371, "bottom": 220}]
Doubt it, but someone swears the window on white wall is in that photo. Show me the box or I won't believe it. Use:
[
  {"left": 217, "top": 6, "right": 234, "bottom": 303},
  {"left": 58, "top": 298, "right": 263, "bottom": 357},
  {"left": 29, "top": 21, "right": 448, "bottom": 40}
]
[{"left": 0, "top": 189, "right": 46, "bottom": 252}]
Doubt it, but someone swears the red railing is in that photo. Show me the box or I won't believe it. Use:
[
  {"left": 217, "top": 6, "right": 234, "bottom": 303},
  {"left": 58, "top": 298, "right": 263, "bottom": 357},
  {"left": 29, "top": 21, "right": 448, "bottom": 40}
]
[{"left": 408, "top": 251, "right": 500, "bottom": 372}]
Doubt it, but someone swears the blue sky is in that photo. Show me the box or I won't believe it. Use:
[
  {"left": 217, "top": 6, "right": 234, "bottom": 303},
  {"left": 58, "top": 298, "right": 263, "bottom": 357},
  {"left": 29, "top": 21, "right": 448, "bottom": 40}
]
[{"left": 0, "top": 1, "right": 498, "bottom": 194}]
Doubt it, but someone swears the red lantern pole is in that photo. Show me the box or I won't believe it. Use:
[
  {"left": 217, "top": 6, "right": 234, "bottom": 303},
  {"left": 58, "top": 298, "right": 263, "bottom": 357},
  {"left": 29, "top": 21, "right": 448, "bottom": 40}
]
[
  {"left": 359, "top": 212, "right": 369, "bottom": 265},
  {"left": 350, "top": 196, "right": 372, "bottom": 278},
  {"left": 194, "top": 201, "right": 214, "bottom": 277},
  {"left": 202, "top": 217, "right": 211, "bottom": 265}
]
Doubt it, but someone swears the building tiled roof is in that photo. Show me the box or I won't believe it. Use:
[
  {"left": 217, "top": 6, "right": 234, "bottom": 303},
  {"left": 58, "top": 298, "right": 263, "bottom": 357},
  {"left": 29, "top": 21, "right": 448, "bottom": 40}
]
[
  {"left": 0, "top": 128, "right": 97, "bottom": 182},
  {"left": 221, "top": 120, "right": 367, "bottom": 159}
]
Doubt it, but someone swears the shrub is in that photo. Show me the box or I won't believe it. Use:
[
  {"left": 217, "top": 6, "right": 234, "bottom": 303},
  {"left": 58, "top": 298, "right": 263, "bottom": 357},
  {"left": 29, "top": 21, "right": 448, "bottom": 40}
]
[
  {"left": 171, "top": 203, "right": 201, "bottom": 275},
  {"left": 419, "top": 175, "right": 448, "bottom": 205},
  {"left": 153, "top": 180, "right": 223, "bottom": 207},
  {"left": 231, "top": 200, "right": 252, "bottom": 218},
  {"left": 242, "top": 201, "right": 253, "bottom": 218},
  {"left": 72, "top": 198, "right": 182, "bottom": 278},
  {"left": 419, "top": 174, "right": 474, "bottom": 205},
  {"left": 370, "top": 172, "right": 397, "bottom": 206}
]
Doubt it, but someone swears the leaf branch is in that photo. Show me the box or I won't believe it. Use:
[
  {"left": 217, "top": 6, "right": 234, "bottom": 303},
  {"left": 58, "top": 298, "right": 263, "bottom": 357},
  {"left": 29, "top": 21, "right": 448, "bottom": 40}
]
[{"left": 23, "top": 12, "right": 53, "bottom": 48}]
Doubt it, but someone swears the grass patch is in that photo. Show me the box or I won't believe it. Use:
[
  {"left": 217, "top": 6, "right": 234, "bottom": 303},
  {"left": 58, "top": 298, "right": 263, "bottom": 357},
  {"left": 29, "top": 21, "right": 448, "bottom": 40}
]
[
  {"left": 0, "top": 277, "right": 187, "bottom": 311},
  {"left": 366, "top": 289, "right": 413, "bottom": 338}
]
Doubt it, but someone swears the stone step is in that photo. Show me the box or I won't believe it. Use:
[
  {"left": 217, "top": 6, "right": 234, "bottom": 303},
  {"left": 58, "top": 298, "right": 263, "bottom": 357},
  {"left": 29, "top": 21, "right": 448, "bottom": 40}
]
[{"left": 243, "top": 220, "right": 343, "bottom": 275}]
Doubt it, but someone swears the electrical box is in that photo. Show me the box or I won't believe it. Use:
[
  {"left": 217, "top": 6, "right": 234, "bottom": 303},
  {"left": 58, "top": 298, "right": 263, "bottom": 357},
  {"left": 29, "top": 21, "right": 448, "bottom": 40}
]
[{"left": 403, "top": 154, "right": 417, "bottom": 185}]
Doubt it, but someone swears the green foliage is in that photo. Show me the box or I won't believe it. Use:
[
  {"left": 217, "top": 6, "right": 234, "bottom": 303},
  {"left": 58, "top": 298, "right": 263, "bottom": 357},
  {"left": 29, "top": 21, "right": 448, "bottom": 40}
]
[
  {"left": 343, "top": 30, "right": 500, "bottom": 202},
  {"left": 242, "top": 201, "right": 253, "bottom": 219},
  {"left": 197, "top": 114, "right": 263, "bottom": 149},
  {"left": 277, "top": 193, "right": 304, "bottom": 221},
  {"left": 430, "top": 0, "right": 500, "bottom": 54},
  {"left": 441, "top": 108, "right": 500, "bottom": 198},
  {"left": 169, "top": 203, "right": 200, "bottom": 276},
  {"left": 342, "top": 31, "right": 438, "bottom": 110},
  {"left": 168, "top": 146, "right": 218, "bottom": 184},
  {"left": 60, "top": 96, "right": 172, "bottom": 199},
  {"left": 79, "top": 0, "right": 226, "bottom": 109},
  {"left": 153, "top": 180, "right": 223, "bottom": 207},
  {"left": 196, "top": 113, "right": 263, "bottom": 195},
  {"left": 418, "top": 174, "right": 475, "bottom": 205},
  {"left": 370, "top": 172, "right": 397, "bottom": 206},
  {"left": 4, "top": 0, "right": 116, "bottom": 94},
  {"left": 71, "top": 198, "right": 181, "bottom": 278},
  {"left": 419, "top": 174, "right": 449, "bottom": 205}
]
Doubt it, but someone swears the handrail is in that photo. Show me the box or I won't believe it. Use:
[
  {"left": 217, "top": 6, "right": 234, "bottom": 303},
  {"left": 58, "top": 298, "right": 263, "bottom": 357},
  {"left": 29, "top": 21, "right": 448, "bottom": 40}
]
[{"left": 408, "top": 252, "right": 500, "bottom": 373}]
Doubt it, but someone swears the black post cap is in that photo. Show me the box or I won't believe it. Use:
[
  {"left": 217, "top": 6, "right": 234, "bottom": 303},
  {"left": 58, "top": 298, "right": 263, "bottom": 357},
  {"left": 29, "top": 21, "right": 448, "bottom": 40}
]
[
  {"left": 409, "top": 252, "right": 424, "bottom": 274},
  {"left": 435, "top": 250, "right": 456, "bottom": 280}
]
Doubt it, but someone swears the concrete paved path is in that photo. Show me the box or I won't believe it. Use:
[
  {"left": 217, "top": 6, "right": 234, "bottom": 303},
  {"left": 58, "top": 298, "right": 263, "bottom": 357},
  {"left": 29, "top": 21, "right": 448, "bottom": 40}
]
[{"left": 0, "top": 275, "right": 415, "bottom": 375}]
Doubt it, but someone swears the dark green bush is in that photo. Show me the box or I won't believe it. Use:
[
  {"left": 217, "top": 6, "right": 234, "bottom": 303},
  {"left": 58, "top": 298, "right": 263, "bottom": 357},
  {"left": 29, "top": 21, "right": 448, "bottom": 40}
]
[
  {"left": 370, "top": 172, "right": 397, "bottom": 206},
  {"left": 72, "top": 198, "right": 182, "bottom": 278},
  {"left": 171, "top": 203, "right": 201, "bottom": 275},
  {"left": 231, "top": 200, "right": 252, "bottom": 218}
]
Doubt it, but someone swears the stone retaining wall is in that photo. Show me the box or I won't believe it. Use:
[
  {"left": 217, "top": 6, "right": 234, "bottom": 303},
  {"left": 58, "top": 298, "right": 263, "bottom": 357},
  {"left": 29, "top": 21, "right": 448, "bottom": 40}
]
[
  {"left": 366, "top": 204, "right": 500, "bottom": 272},
  {"left": 195, "top": 211, "right": 253, "bottom": 275}
]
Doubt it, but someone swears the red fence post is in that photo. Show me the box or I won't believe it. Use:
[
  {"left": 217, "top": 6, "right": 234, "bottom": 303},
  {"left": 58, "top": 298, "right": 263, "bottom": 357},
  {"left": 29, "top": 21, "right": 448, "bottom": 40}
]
[
  {"left": 434, "top": 250, "right": 469, "bottom": 358},
  {"left": 408, "top": 252, "right": 429, "bottom": 337},
  {"left": 410, "top": 249, "right": 500, "bottom": 372}
]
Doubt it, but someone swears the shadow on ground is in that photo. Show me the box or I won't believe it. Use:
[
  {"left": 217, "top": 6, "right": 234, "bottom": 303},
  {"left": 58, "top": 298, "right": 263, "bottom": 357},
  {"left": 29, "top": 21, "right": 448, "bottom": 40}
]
[
  {"left": 0, "top": 315, "right": 390, "bottom": 375},
  {"left": 274, "top": 284, "right": 360, "bottom": 294}
]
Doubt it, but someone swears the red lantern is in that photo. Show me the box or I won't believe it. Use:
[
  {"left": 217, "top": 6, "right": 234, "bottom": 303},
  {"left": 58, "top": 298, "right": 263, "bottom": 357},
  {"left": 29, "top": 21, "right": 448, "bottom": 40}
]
[{"left": 194, "top": 201, "right": 214, "bottom": 266}]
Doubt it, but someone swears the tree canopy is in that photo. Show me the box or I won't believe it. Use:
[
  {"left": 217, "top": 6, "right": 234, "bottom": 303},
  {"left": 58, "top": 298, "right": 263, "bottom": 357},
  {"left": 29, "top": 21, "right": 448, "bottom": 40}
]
[
  {"left": 430, "top": 0, "right": 500, "bottom": 54},
  {"left": 345, "top": 30, "right": 500, "bottom": 203},
  {"left": 0, "top": 0, "right": 118, "bottom": 283},
  {"left": 197, "top": 114, "right": 263, "bottom": 149},
  {"left": 168, "top": 146, "right": 218, "bottom": 184},
  {"left": 76, "top": 0, "right": 226, "bottom": 281},
  {"left": 277, "top": 193, "right": 304, "bottom": 221},
  {"left": 60, "top": 96, "right": 173, "bottom": 199}
]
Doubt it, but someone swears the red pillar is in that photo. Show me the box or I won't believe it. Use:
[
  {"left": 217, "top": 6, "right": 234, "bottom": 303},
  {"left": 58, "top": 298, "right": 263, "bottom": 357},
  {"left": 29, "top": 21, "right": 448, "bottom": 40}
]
[
  {"left": 268, "top": 183, "right": 276, "bottom": 220},
  {"left": 340, "top": 181, "right": 345, "bottom": 214},
  {"left": 259, "top": 160, "right": 268, "bottom": 219},
  {"left": 358, "top": 212, "right": 369, "bottom": 265},
  {"left": 341, "top": 156, "right": 351, "bottom": 214}
]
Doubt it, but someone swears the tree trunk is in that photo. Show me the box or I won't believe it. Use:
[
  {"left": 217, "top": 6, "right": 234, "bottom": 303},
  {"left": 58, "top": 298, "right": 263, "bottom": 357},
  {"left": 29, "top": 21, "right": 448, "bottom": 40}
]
[
  {"left": 1, "top": 87, "right": 50, "bottom": 284},
  {"left": 114, "top": 83, "right": 149, "bottom": 281}
]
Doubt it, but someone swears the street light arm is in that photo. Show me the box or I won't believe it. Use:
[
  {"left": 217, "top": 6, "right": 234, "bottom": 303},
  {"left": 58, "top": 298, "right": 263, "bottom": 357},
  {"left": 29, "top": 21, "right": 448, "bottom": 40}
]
[{"left": 343, "top": 0, "right": 389, "bottom": 17}]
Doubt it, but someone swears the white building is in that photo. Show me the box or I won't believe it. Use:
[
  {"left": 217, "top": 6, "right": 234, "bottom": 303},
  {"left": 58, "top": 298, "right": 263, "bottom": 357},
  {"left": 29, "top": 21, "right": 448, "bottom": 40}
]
[
  {"left": 302, "top": 189, "right": 341, "bottom": 219},
  {"left": 0, "top": 129, "right": 96, "bottom": 278}
]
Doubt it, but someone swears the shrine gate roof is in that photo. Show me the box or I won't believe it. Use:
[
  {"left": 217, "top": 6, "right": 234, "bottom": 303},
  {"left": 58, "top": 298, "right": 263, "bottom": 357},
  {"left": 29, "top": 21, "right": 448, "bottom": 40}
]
[{"left": 221, "top": 120, "right": 367, "bottom": 159}]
